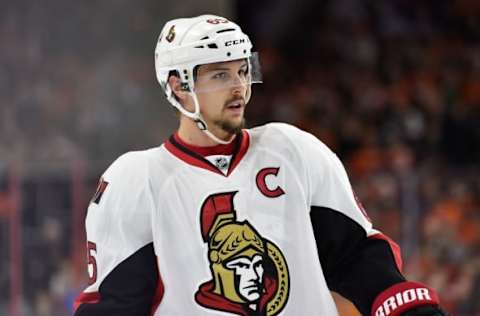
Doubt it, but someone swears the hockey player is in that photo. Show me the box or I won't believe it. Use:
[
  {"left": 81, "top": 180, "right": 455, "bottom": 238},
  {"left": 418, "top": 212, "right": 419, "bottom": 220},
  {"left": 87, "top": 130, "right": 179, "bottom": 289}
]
[{"left": 74, "top": 15, "right": 449, "bottom": 316}]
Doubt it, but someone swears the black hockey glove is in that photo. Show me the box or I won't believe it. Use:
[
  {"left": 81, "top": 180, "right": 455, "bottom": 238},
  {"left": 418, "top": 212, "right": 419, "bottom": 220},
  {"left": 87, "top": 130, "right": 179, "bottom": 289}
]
[
  {"left": 401, "top": 305, "right": 450, "bottom": 316},
  {"left": 371, "top": 281, "right": 447, "bottom": 316}
]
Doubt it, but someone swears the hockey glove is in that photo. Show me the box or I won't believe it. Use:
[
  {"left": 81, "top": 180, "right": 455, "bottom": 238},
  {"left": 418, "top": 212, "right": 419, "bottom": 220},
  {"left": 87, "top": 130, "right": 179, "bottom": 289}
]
[
  {"left": 371, "top": 281, "right": 449, "bottom": 316},
  {"left": 401, "top": 305, "right": 450, "bottom": 316}
]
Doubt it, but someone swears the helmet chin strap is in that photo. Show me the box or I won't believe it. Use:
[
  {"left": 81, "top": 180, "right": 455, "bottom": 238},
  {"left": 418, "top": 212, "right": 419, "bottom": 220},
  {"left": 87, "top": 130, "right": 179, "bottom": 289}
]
[
  {"left": 166, "top": 85, "right": 235, "bottom": 145},
  {"left": 190, "top": 92, "right": 235, "bottom": 145}
]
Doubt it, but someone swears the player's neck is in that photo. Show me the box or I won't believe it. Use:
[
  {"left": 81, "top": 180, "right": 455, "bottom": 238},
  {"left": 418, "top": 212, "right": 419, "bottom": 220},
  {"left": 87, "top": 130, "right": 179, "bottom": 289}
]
[{"left": 177, "top": 118, "right": 235, "bottom": 147}]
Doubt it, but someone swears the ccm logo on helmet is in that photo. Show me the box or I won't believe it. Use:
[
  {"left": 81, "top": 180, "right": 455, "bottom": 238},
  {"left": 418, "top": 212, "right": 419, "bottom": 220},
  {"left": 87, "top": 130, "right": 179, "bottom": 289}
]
[
  {"left": 206, "top": 18, "right": 228, "bottom": 24},
  {"left": 225, "top": 38, "right": 247, "bottom": 46},
  {"left": 375, "top": 288, "right": 432, "bottom": 316}
]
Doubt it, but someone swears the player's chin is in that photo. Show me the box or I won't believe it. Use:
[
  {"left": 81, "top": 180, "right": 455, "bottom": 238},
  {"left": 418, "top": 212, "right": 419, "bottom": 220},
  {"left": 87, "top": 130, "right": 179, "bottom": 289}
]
[
  {"left": 222, "top": 112, "right": 243, "bottom": 124},
  {"left": 229, "top": 116, "right": 244, "bottom": 128},
  {"left": 224, "top": 111, "right": 244, "bottom": 122},
  {"left": 231, "top": 117, "right": 245, "bottom": 130},
  {"left": 218, "top": 117, "right": 245, "bottom": 135}
]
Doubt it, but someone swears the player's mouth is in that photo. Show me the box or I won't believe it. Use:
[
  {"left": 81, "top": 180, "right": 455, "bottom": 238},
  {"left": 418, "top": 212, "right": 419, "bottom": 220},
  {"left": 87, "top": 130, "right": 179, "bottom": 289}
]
[{"left": 225, "top": 98, "right": 245, "bottom": 114}]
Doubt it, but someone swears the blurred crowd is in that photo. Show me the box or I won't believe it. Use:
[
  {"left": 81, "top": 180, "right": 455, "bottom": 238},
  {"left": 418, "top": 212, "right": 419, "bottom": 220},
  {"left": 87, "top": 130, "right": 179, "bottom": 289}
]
[
  {"left": 0, "top": 0, "right": 170, "bottom": 167},
  {"left": 245, "top": 0, "right": 480, "bottom": 313},
  {"left": 1, "top": 0, "right": 479, "bottom": 315}
]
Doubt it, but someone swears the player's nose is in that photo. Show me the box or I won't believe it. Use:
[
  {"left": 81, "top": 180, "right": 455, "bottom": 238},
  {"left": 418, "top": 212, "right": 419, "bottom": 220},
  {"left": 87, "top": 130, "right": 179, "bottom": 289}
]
[{"left": 231, "top": 76, "right": 246, "bottom": 96}]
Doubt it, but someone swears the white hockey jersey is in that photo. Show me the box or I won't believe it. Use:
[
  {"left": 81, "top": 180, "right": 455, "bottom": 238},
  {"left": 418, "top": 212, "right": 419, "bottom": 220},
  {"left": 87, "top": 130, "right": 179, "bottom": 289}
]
[{"left": 75, "top": 123, "right": 403, "bottom": 316}]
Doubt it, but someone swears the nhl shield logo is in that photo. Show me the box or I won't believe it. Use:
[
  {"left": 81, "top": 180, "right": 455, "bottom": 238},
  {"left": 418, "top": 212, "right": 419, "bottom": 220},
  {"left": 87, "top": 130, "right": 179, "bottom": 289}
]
[{"left": 195, "top": 191, "right": 290, "bottom": 316}]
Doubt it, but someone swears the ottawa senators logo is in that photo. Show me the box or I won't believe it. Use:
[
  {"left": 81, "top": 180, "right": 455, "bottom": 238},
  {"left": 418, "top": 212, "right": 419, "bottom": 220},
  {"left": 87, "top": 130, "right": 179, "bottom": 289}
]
[{"left": 195, "top": 191, "right": 290, "bottom": 316}]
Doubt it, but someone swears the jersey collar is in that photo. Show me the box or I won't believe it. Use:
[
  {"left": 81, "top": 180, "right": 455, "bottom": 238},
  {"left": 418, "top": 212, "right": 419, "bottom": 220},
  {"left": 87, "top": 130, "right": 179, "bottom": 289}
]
[
  {"left": 164, "top": 130, "right": 250, "bottom": 177},
  {"left": 172, "top": 133, "right": 237, "bottom": 156}
]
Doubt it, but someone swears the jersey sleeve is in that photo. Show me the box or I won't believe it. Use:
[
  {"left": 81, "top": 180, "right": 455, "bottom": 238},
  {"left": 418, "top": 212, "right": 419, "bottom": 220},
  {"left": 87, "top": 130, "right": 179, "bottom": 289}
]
[
  {"left": 275, "top": 123, "right": 406, "bottom": 315},
  {"left": 74, "top": 152, "right": 163, "bottom": 316}
]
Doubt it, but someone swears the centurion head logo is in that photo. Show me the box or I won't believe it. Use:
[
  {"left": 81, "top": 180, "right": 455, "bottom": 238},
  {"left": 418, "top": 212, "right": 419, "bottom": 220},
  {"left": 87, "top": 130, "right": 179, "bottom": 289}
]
[{"left": 195, "top": 191, "right": 290, "bottom": 316}]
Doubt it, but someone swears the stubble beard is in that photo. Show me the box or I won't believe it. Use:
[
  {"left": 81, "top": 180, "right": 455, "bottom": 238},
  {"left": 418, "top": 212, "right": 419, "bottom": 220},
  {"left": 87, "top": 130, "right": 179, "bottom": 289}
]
[{"left": 214, "top": 117, "right": 246, "bottom": 136}]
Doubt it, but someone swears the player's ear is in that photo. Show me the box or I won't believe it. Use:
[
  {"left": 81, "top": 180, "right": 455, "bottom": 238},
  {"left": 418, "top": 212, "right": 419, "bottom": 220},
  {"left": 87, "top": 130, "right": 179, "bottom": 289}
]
[{"left": 168, "top": 74, "right": 189, "bottom": 102}]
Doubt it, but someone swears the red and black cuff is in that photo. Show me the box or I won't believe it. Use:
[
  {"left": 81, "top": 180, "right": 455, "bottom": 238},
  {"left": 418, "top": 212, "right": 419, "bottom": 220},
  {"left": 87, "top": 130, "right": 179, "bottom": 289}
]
[{"left": 371, "top": 282, "right": 440, "bottom": 316}]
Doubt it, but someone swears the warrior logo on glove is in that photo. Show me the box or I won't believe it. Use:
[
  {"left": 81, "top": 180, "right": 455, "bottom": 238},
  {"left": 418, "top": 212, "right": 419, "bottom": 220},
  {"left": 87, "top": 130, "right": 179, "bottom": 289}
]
[{"left": 195, "top": 191, "right": 290, "bottom": 316}]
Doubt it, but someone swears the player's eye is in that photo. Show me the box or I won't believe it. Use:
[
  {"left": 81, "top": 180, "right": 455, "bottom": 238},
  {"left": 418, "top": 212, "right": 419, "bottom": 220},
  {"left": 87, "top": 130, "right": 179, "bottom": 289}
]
[
  {"left": 238, "top": 68, "right": 247, "bottom": 76},
  {"left": 212, "top": 72, "right": 229, "bottom": 80}
]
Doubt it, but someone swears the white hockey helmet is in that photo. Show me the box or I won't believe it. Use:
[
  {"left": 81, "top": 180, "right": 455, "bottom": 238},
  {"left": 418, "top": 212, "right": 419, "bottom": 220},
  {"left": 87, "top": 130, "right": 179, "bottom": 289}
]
[{"left": 154, "top": 15, "right": 261, "bottom": 143}]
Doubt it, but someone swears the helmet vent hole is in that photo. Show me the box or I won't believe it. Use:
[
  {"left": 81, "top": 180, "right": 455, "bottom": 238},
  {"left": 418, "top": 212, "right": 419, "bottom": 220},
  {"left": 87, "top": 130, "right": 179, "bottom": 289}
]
[
  {"left": 200, "top": 36, "right": 209, "bottom": 40},
  {"left": 217, "top": 28, "right": 235, "bottom": 33},
  {"left": 227, "top": 52, "right": 231, "bottom": 57},
  {"left": 207, "top": 43, "right": 218, "bottom": 49},
  {"left": 194, "top": 45, "right": 205, "bottom": 48}
]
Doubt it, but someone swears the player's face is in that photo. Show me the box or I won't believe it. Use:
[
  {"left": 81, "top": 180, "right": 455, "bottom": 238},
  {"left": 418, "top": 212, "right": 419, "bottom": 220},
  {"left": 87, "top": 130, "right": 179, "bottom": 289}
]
[
  {"left": 225, "top": 254, "right": 264, "bottom": 302},
  {"left": 194, "top": 59, "right": 249, "bottom": 137}
]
